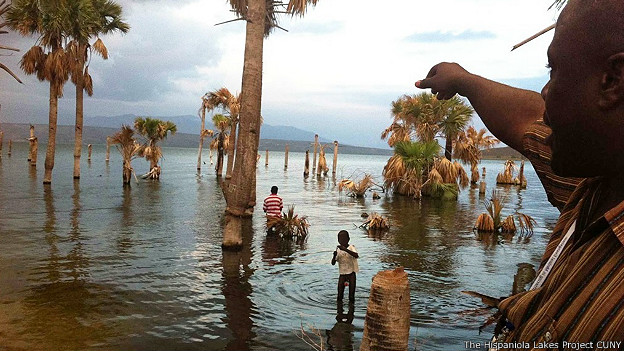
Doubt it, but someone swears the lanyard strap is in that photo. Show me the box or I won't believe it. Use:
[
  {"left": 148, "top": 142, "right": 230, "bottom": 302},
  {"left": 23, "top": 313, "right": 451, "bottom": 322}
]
[{"left": 529, "top": 220, "right": 577, "bottom": 290}]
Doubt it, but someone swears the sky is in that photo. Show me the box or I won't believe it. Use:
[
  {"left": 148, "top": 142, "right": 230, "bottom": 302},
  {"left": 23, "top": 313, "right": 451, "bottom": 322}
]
[{"left": 0, "top": 0, "right": 561, "bottom": 148}]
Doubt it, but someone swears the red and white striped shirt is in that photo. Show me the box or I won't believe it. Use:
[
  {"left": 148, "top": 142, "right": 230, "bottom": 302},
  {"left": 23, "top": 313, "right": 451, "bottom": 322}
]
[{"left": 263, "top": 194, "right": 283, "bottom": 217}]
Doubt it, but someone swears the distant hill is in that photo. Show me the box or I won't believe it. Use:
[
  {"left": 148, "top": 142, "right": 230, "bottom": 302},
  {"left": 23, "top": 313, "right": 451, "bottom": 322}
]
[
  {"left": 84, "top": 114, "right": 333, "bottom": 143},
  {"left": 0, "top": 123, "right": 393, "bottom": 156},
  {"left": 481, "top": 146, "right": 524, "bottom": 160}
]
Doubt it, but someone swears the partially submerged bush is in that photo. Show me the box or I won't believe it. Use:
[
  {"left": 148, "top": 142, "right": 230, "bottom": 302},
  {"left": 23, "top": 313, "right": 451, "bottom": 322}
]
[
  {"left": 474, "top": 190, "right": 536, "bottom": 236},
  {"left": 361, "top": 213, "right": 390, "bottom": 231},
  {"left": 338, "top": 174, "right": 374, "bottom": 198},
  {"left": 266, "top": 206, "right": 310, "bottom": 238}
]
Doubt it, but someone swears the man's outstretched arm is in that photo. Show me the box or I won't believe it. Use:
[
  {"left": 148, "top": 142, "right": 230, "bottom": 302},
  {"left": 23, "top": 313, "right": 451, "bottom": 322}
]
[{"left": 416, "top": 62, "right": 545, "bottom": 153}]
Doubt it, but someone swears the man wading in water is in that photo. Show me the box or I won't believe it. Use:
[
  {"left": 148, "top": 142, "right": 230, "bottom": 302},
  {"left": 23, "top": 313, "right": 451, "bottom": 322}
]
[{"left": 416, "top": 0, "right": 624, "bottom": 346}]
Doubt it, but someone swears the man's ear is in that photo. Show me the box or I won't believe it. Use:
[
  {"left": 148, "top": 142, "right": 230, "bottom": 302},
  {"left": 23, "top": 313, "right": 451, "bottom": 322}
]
[{"left": 599, "top": 52, "right": 624, "bottom": 109}]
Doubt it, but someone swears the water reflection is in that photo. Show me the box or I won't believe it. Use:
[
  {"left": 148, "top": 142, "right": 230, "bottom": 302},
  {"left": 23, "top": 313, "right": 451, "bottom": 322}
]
[
  {"left": 68, "top": 180, "right": 88, "bottom": 281},
  {"left": 43, "top": 185, "right": 59, "bottom": 282},
  {"left": 261, "top": 234, "right": 306, "bottom": 266},
  {"left": 221, "top": 219, "right": 256, "bottom": 351},
  {"left": 326, "top": 303, "right": 355, "bottom": 351},
  {"left": 117, "top": 186, "right": 134, "bottom": 254}
]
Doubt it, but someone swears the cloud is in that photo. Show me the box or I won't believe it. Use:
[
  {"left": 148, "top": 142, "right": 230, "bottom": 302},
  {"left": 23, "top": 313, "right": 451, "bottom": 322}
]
[{"left": 404, "top": 30, "right": 496, "bottom": 43}]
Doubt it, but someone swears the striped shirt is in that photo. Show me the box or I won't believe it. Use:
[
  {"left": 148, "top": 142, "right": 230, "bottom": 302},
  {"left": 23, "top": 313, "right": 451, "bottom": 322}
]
[
  {"left": 263, "top": 194, "right": 283, "bottom": 218},
  {"left": 495, "top": 119, "right": 624, "bottom": 347}
]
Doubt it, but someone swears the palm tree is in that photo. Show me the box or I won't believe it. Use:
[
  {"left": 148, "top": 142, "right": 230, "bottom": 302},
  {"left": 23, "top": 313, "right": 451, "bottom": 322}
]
[
  {"left": 438, "top": 96, "right": 473, "bottom": 160},
  {"left": 66, "top": 0, "right": 128, "bottom": 180},
  {"left": 383, "top": 140, "right": 440, "bottom": 198},
  {"left": 0, "top": 0, "right": 22, "bottom": 83},
  {"left": 204, "top": 87, "right": 240, "bottom": 178},
  {"left": 8, "top": 0, "right": 72, "bottom": 184},
  {"left": 454, "top": 126, "right": 499, "bottom": 183},
  {"left": 133, "top": 117, "right": 177, "bottom": 179},
  {"left": 197, "top": 93, "right": 211, "bottom": 172},
  {"left": 210, "top": 113, "right": 230, "bottom": 177},
  {"left": 110, "top": 125, "right": 141, "bottom": 185},
  {"left": 221, "top": 0, "right": 319, "bottom": 249}
]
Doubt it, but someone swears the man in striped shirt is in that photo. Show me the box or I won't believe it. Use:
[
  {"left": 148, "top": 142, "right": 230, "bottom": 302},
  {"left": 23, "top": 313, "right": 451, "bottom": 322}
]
[
  {"left": 417, "top": 0, "right": 624, "bottom": 346},
  {"left": 263, "top": 185, "right": 283, "bottom": 218}
]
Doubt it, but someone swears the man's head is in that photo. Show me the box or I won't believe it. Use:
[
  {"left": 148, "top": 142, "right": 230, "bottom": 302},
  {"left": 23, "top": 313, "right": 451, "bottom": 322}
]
[
  {"left": 338, "top": 230, "right": 350, "bottom": 246},
  {"left": 271, "top": 186, "right": 278, "bottom": 194},
  {"left": 542, "top": 0, "right": 624, "bottom": 177}
]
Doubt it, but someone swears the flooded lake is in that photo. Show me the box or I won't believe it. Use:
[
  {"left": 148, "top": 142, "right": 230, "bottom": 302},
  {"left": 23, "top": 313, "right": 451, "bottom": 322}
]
[{"left": 0, "top": 142, "right": 559, "bottom": 350}]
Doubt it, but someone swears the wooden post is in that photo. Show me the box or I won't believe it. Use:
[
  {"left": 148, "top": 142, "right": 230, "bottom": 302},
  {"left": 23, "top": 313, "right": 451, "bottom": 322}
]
[
  {"left": 316, "top": 148, "right": 322, "bottom": 177},
  {"left": 106, "top": 137, "right": 111, "bottom": 162},
  {"left": 28, "top": 125, "right": 37, "bottom": 167},
  {"left": 482, "top": 167, "right": 486, "bottom": 178},
  {"left": 304, "top": 150, "right": 310, "bottom": 177},
  {"left": 332, "top": 140, "right": 338, "bottom": 176},
  {"left": 8, "top": 140, "right": 12, "bottom": 156},
  {"left": 361, "top": 267, "right": 410, "bottom": 351},
  {"left": 0, "top": 131, "right": 3, "bottom": 157},
  {"left": 265, "top": 149, "right": 269, "bottom": 167},
  {"left": 312, "top": 134, "right": 318, "bottom": 173},
  {"left": 479, "top": 181, "right": 486, "bottom": 195},
  {"left": 88, "top": 144, "right": 93, "bottom": 161},
  {"left": 284, "top": 144, "right": 289, "bottom": 170}
]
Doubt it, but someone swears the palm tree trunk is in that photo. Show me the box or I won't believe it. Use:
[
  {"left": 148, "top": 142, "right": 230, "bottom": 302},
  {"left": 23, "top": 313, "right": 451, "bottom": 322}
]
[
  {"left": 123, "top": 160, "right": 131, "bottom": 185},
  {"left": 197, "top": 108, "right": 205, "bottom": 171},
  {"left": 222, "top": 0, "right": 265, "bottom": 250},
  {"left": 444, "top": 135, "right": 453, "bottom": 161},
  {"left": 0, "top": 131, "right": 3, "bottom": 157},
  {"left": 360, "top": 267, "right": 411, "bottom": 351},
  {"left": 225, "top": 119, "right": 237, "bottom": 179},
  {"left": 43, "top": 81, "right": 58, "bottom": 184},
  {"left": 73, "top": 64, "right": 84, "bottom": 179},
  {"left": 216, "top": 133, "right": 225, "bottom": 177}
]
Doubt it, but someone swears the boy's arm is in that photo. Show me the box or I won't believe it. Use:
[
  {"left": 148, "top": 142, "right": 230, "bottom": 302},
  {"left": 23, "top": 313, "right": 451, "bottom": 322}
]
[
  {"left": 338, "top": 245, "right": 359, "bottom": 259},
  {"left": 331, "top": 251, "right": 337, "bottom": 265}
]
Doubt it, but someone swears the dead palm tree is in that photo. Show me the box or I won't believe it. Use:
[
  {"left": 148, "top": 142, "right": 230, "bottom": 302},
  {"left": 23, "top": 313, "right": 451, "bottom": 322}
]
[
  {"left": 221, "top": 0, "right": 320, "bottom": 249},
  {"left": 197, "top": 93, "right": 211, "bottom": 172},
  {"left": 8, "top": 0, "right": 72, "bottom": 184},
  {"left": 133, "top": 117, "right": 177, "bottom": 179},
  {"left": 110, "top": 125, "right": 141, "bottom": 185},
  {"left": 454, "top": 126, "right": 499, "bottom": 183},
  {"left": 0, "top": 0, "right": 22, "bottom": 83},
  {"left": 475, "top": 190, "right": 537, "bottom": 236},
  {"left": 66, "top": 0, "right": 128, "bottom": 180}
]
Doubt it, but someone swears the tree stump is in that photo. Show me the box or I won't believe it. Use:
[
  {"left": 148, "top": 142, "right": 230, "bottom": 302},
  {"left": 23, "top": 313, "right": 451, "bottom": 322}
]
[{"left": 360, "top": 267, "right": 410, "bottom": 351}]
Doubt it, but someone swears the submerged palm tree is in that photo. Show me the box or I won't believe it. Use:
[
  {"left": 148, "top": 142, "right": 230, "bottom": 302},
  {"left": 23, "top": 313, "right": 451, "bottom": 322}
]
[
  {"left": 204, "top": 87, "right": 240, "bottom": 178},
  {"left": 210, "top": 113, "right": 230, "bottom": 177},
  {"left": 454, "top": 126, "right": 499, "bottom": 183},
  {"left": 383, "top": 140, "right": 440, "bottom": 198},
  {"left": 110, "top": 125, "right": 141, "bottom": 185},
  {"left": 8, "top": 0, "right": 72, "bottom": 184},
  {"left": 221, "top": 0, "right": 320, "bottom": 249},
  {"left": 475, "top": 190, "right": 536, "bottom": 236},
  {"left": 0, "top": 1, "right": 22, "bottom": 83},
  {"left": 66, "top": 0, "right": 128, "bottom": 180},
  {"left": 133, "top": 117, "right": 177, "bottom": 179}
]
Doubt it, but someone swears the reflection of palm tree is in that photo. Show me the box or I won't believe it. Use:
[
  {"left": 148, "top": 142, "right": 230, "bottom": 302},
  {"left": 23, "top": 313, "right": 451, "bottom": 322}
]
[
  {"left": 68, "top": 180, "right": 88, "bottom": 281},
  {"left": 43, "top": 185, "right": 59, "bottom": 282},
  {"left": 221, "top": 219, "right": 256, "bottom": 350}
]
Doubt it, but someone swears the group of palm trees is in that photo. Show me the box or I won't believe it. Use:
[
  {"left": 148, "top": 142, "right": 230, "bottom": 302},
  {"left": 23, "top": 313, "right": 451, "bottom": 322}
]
[
  {"left": 381, "top": 92, "right": 499, "bottom": 199},
  {"left": 5, "top": 0, "right": 129, "bottom": 184},
  {"left": 197, "top": 88, "right": 241, "bottom": 177},
  {"left": 109, "top": 117, "right": 177, "bottom": 185}
]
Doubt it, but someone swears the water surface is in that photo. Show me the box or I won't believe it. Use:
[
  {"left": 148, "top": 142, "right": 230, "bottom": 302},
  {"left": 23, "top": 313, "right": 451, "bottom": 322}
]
[{"left": 0, "top": 143, "right": 559, "bottom": 350}]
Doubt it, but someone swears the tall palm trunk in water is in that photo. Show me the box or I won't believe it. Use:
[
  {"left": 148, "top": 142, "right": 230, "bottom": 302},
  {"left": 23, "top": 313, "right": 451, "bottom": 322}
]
[
  {"left": 216, "top": 133, "right": 225, "bottom": 176},
  {"left": 197, "top": 107, "right": 206, "bottom": 171},
  {"left": 225, "top": 119, "right": 237, "bottom": 179},
  {"left": 44, "top": 80, "right": 59, "bottom": 184},
  {"left": 73, "top": 48, "right": 85, "bottom": 179},
  {"left": 222, "top": 0, "right": 265, "bottom": 250}
]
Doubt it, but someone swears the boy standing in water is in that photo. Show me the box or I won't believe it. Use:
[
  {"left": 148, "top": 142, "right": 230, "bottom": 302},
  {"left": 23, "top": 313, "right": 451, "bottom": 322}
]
[{"left": 331, "top": 230, "right": 359, "bottom": 303}]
